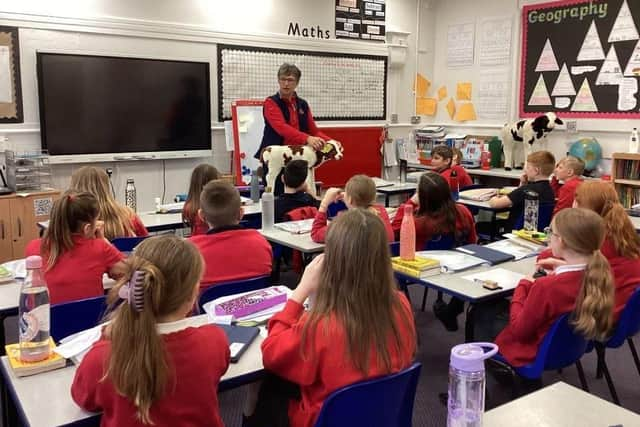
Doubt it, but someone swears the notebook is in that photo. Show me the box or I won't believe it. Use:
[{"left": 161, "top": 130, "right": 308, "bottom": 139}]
[
  {"left": 415, "top": 250, "right": 488, "bottom": 273},
  {"left": 218, "top": 324, "right": 260, "bottom": 363},
  {"left": 274, "top": 219, "right": 314, "bottom": 234},
  {"left": 456, "top": 244, "right": 515, "bottom": 265}
]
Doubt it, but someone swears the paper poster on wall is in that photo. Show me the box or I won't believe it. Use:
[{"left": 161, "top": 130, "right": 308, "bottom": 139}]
[
  {"left": 446, "top": 98, "right": 456, "bottom": 119},
  {"left": 447, "top": 23, "right": 475, "bottom": 68},
  {"left": 551, "top": 64, "right": 576, "bottom": 96},
  {"left": 571, "top": 79, "right": 598, "bottom": 111},
  {"left": 456, "top": 82, "right": 472, "bottom": 100},
  {"left": 438, "top": 86, "right": 447, "bottom": 101},
  {"left": 534, "top": 39, "right": 559, "bottom": 72},
  {"left": 528, "top": 75, "right": 551, "bottom": 106},
  {"left": 608, "top": 0, "right": 639, "bottom": 42},
  {"left": 478, "top": 17, "right": 513, "bottom": 66},
  {"left": 415, "top": 73, "right": 431, "bottom": 97},
  {"left": 555, "top": 97, "right": 571, "bottom": 109},
  {"left": 0, "top": 46, "right": 11, "bottom": 103},
  {"left": 596, "top": 46, "right": 624, "bottom": 85},
  {"left": 618, "top": 77, "right": 637, "bottom": 110},
  {"left": 455, "top": 102, "right": 476, "bottom": 121},
  {"left": 577, "top": 21, "right": 605, "bottom": 61},
  {"left": 571, "top": 65, "right": 597, "bottom": 75},
  {"left": 623, "top": 39, "right": 640, "bottom": 76},
  {"left": 477, "top": 69, "right": 510, "bottom": 120},
  {"left": 416, "top": 98, "right": 437, "bottom": 116}
]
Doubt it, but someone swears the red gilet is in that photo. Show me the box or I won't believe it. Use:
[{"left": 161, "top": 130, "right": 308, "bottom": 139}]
[
  {"left": 311, "top": 205, "right": 394, "bottom": 243},
  {"left": 262, "top": 292, "right": 416, "bottom": 427},
  {"left": 391, "top": 200, "right": 477, "bottom": 249},
  {"left": 550, "top": 176, "right": 583, "bottom": 217},
  {"left": 72, "top": 324, "right": 230, "bottom": 427},
  {"left": 439, "top": 165, "right": 473, "bottom": 190}
]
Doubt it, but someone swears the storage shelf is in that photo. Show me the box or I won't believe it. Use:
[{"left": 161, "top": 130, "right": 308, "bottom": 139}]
[
  {"left": 612, "top": 153, "right": 640, "bottom": 161},
  {"left": 614, "top": 179, "right": 640, "bottom": 187}
]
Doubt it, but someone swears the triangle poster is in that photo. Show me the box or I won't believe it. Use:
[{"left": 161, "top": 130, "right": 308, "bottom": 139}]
[
  {"left": 623, "top": 38, "right": 640, "bottom": 76},
  {"left": 534, "top": 39, "right": 559, "bottom": 72},
  {"left": 528, "top": 74, "right": 551, "bottom": 106},
  {"left": 551, "top": 63, "right": 576, "bottom": 96},
  {"left": 608, "top": 0, "right": 639, "bottom": 43},
  {"left": 577, "top": 20, "right": 605, "bottom": 61},
  {"left": 596, "top": 46, "right": 624, "bottom": 85},
  {"left": 571, "top": 78, "right": 598, "bottom": 112}
]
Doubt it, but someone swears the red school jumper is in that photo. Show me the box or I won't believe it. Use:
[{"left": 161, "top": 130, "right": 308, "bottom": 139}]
[
  {"left": 439, "top": 165, "right": 473, "bottom": 190},
  {"left": 25, "top": 236, "right": 124, "bottom": 304},
  {"left": 310, "top": 205, "right": 394, "bottom": 243},
  {"left": 391, "top": 200, "right": 477, "bottom": 249},
  {"left": 189, "top": 225, "right": 273, "bottom": 288},
  {"left": 129, "top": 214, "right": 149, "bottom": 237},
  {"left": 182, "top": 201, "right": 208, "bottom": 236},
  {"left": 550, "top": 176, "right": 583, "bottom": 216},
  {"left": 72, "top": 322, "right": 230, "bottom": 427},
  {"left": 495, "top": 267, "right": 585, "bottom": 367},
  {"left": 262, "top": 292, "right": 416, "bottom": 427}
]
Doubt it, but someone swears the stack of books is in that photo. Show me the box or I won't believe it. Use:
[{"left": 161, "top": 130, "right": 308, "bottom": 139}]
[
  {"left": 512, "top": 229, "right": 548, "bottom": 245},
  {"left": 391, "top": 255, "right": 441, "bottom": 279},
  {"left": 5, "top": 339, "right": 67, "bottom": 377},
  {"left": 459, "top": 188, "right": 497, "bottom": 201}
]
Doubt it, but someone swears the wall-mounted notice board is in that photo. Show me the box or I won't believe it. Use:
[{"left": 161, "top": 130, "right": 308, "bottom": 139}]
[
  {"left": 520, "top": 0, "right": 640, "bottom": 118},
  {"left": 218, "top": 44, "right": 387, "bottom": 122}
]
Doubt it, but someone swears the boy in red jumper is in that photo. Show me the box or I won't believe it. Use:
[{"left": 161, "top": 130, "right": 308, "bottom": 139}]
[
  {"left": 550, "top": 156, "right": 584, "bottom": 216},
  {"left": 431, "top": 145, "right": 473, "bottom": 191},
  {"left": 189, "top": 180, "right": 272, "bottom": 288}
]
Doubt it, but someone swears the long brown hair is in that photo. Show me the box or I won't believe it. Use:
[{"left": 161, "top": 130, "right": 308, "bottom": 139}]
[
  {"left": 42, "top": 190, "right": 99, "bottom": 270},
  {"left": 575, "top": 181, "right": 640, "bottom": 259},
  {"left": 553, "top": 208, "right": 614, "bottom": 340},
  {"left": 301, "top": 209, "right": 415, "bottom": 374},
  {"left": 417, "top": 172, "right": 457, "bottom": 233},
  {"left": 183, "top": 164, "right": 220, "bottom": 227},
  {"left": 70, "top": 166, "right": 135, "bottom": 240},
  {"left": 345, "top": 175, "right": 378, "bottom": 215},
  {"left": 105, "top": 235, "right": 203, "bottom": 424}
]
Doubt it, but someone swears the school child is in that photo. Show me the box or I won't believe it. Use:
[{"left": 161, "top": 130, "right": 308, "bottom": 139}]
[
  {"left": 537, "top": 181, "right": 640, "bottom": 320},
  {"left": 550, "top": 155, "right": 584, "bottom": 216},
  {"left": 250, "top": 209, "right": 416, "bottom": 427},
  {"left": 430, "top": 145, "right": 473, "bottom": 190},
  {"left": 489, "top": 150, "right": 555, "bottom": 231},
  {"left": 25, "top": 191, "right": 126, "bottom": 304},
  {"left": 72, "top": 235, "right": 230, "bottom": 427},
  {"left": 452, "top": 147, "right": 464, "bottom": 166},
  {"left": 311, "top": 174, "right": 394, "bottom": 243},
  {"left": 182, "top": 163, "right": 220, "bottom": 235},
  {"left": 475, "top": 208, "right": 615, "bottom": 367},
  {"left": 274, "top": 159, "right": 320, "bottom": 223},
  {"left": 189, "top": 180, "right": 272, "bottom": 287},
  {"left": 70, "top": 166, "right": 149, "bottom": 240}
]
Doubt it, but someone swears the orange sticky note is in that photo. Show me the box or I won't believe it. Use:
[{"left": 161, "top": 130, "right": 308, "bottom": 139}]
[
  {"left": 416, "top": 98, "right": 437, "bottom": 116},
  {"left": 415, "top": 74, "right": 431, "bottom": 98},
  {"left": 455, "top": 102, "right": 477, "bottom": 121},
  {"left": 456, "top": 82, "right": 472, "bottom": 100},
  {"left": 438, "top": 86, "right": 447, "bottom": 101},
  {"left": 446, "top": 98, "right": 456, "bottom": 119}
]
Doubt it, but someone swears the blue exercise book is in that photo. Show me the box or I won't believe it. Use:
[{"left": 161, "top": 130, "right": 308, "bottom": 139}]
[
  {"left": 455, "top": 244, "right": 515, "bottom": 265},
  {"left": 218, "top": 324, "right": 260, "bottom": 363}
]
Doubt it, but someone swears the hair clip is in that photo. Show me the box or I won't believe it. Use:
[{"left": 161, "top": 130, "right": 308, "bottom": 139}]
[
  {"left": 67, "top": 194, "right": 76, "bottom": 202},
  {"left": 118, "top": 270, "right": 145, "bottom": 312}
]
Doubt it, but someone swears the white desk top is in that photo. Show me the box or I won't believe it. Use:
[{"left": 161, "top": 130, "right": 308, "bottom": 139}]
[
  {"left": 259, "top": 228, "right": 325, "bottom": 253},
  {"left": 484, "top": 381, "right": 640, "bottom": 426},
  {"left": 376, "top": 182, "right": 418, "bottom": 194},
  {"left": 1, "top": 318, "right": 265, "bottom": 427},
  {"left": 467, "top": 168, "right": 522, "bottom": 179},
  {"left": 631, "top": 215, "right": 640, "bottom": 231}
]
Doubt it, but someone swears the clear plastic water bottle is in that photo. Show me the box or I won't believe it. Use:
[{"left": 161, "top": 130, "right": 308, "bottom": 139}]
[
  {"left": 450, "top": 168, "right": 459, "bottom": 201},
  {"left": 125, "top": 178, "right": 137, "bottom": 212},
  {"left": 19, "top": 256, "right": 51, "bottom": 362},
  {"left": 629, "top": 127, "right": 639, "bottom": 154},
  {"left": 250, "top": 170, "right": 260, "bottom": 203},
  {"left": 523, "top": 190, "right": 539, "bottom": 231},
  {"left": 448, "top": 342, "right": 498, "bottom": 427},
  {"left": 261, "top": 192, "right": 275, "bottom": 231},
  {"left": 400, "top": 204, "right": 416, "bottom": 260}
]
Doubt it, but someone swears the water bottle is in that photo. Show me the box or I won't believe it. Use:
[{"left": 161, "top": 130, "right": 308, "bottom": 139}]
[
  {"left": 450, "top": 168, "right": 459, "bottom": 201},
  {"left": 448, "top": 342, "right": 499, "bottom": 427},
  {"left": 261, "top": 192, "right": 275, "bottom": 231},
  {"left": 400, "top": 204, "right": 416, "bottom": 260},
  {"left": 629, "top": 127, "right": 639, "bottom": 153},
  {"left": 481, "top": 151, "right": 491, "bottom": 170},
  {"left": 523, "top": 190, "right": 539, "bottom": 231},
  {"left": 125, "top": 178, "right": 137, "bottom": 212},
  {"left": 19, "top": 256, "right": 51, "bottom": 362},
  {"left": 250, "top": 170, "right": 260, "bottom": 203}
]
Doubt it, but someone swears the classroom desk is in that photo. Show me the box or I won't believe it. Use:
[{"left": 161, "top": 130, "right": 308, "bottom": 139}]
[
  {"left": 484, "top": 381, "right": 640, "bottom": 426},
  {"left": 631, "top": 214, "right": 640, "bottom": 232},
  {"left": 376, "top": 182, "right": 418, "bottom": 207},
  {"left": 0, "top": 320, "right": 265, "bottom": 427},
  {"left": 259, "top": 228, "right": 325, "bottom": 264},
  {"left": 457, "top": 197, "right": 511, "bottom": 213}
]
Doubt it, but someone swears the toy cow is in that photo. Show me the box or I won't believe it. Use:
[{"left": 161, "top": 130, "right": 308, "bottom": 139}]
[
  {"left": 501, "top": 112, "right": 563, "bottom": 170},
  {"left": 260, "top": 139, "right": 344, "bottom": 196}
]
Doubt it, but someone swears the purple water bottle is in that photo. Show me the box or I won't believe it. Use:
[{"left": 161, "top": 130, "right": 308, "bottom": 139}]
[{"left": 447, "top": 342, "right": 499, "bottom": 427}]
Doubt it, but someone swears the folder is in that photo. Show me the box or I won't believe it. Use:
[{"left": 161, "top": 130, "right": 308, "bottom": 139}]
[
  {"left": 219, "top": 324, "right": 260, "bottom": 363},
  {"left": 455, "top": 244, "right": 515, "bottom": 265}
]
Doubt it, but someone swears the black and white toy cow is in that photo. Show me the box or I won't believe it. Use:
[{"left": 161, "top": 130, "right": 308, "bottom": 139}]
[{"left": 501, "top": 112, "right": 563, "bottom": 170}]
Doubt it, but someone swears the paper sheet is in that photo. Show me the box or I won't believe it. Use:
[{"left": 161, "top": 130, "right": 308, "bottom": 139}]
[
  {"left": 618, "top": 77, "right": 638, "bottom": 111},
  {"left": 415, "top": 74, "right": 431, "bottom": 97},
  {"left": 0, "top": 46, "right": 11, "bottom": 103},
  {"left": 623, "top": 39, "right": 640, "bottom": 77},
  {"left": 462, "top": 268, "right": 525, "bottom": 291},
  {"left": 528, "top": 74, "right": 552, "bottom": 106},
  {"left": 447, "top": 23, "right": 475, "bottom": 68},
  {"left": 438, "top": 86, "right": 447, "bottom": 101},
  {"left": 416, "top": 97, "right": 437, "bottom": 116},
  {"left": 477, "top": 69, "right": 510, "bottom": 120},
  {"left": 478, "top": 17, "right": 512, "bottom": 66},
  {"left": 571, "top": 78, "right": 598, "bottom": 111},
  {"left": 555, "top": 97, "right": 571, "bottom": 109},
  {"left": 596, "top": 46, "right": 624, "bottom": 86},
  {"left": 571, "top": 66, "right": 597, "bottom": 75},
  {"left": 383, "top": 140, "right": 398, "bottom": 167},
  {"left": 577, "top": 20, "right": 605, "bottom": 61},
  {"left": 535, "top": 39, "right": 559, "bottom": 72},
  {"left": 455, "top": 102, "right": 476, "bottom": 122},
  {"left": 551, "top": 63, "right": 576, "bottom": 96},
  {"left": 456, "top": 82, "right": 472, "bottom": 101},
  {"left": 446, "top": 98, "right": 456, "bottom": 120},
  {"left": 224, "top": 120, "right": 235, "bottom": 151},
  {"left": 608, "top": 0, "right": 638, "bottom": 42}
]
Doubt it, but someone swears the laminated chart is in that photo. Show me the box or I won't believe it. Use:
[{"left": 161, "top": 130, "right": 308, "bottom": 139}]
[
  {"left": 520, "top": 0, "right": 640, "bottom": 118},
  {"left": 217, "top": 44, "right": 387, "bottom": 121}
]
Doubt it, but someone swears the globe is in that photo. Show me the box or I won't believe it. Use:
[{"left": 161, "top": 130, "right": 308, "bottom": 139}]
[{"left": 568, "top": 138, "right": 602, "bottom": 172}]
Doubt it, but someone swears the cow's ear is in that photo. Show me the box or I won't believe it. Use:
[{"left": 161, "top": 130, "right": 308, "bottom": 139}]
[{"left": 555, "top": 117, "right": 563, "bottom": 125}]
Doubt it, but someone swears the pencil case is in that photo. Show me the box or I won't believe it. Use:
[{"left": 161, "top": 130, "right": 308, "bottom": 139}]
[{"left": 214, "top": 287, "right": 288, "bottom": 318}]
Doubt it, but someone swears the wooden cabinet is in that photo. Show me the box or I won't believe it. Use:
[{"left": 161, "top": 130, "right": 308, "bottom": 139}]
[
  {"left": 612, "top": 153, "right": 640, "bottom": 209},
  {"left": 0, "top": 190, "right": 60, "bottom": 263}
]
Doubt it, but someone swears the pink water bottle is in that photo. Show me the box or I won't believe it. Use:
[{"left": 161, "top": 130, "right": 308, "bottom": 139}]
[
  {"left": 400, "top": 204, "right": 416, "bottom": 260},
  {"left": 481, "top": 151, "right": 490, "bottom": 170}
]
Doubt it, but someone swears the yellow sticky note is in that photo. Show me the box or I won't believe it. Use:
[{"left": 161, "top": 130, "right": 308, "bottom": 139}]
[
  {"left": 438, "top": 86, "right": 447, "bottom": 101},
  {"left": 415, "top": 74, "right": 431, "bottom": 98},
  {"left": 446, "top": 98, "right": 456, "bottom": 119},
  {"left": 455, "top": 102, "right": 477, "bottom": 121},
  {"left": 416, "top": 98, "right": 437, "bottom": 116},
  {"left": 456, "top": 82, "right": 472, "bottom": 101}
]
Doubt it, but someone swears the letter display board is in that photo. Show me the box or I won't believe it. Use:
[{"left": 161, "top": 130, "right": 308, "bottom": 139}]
[
  {"left": 217, "top": 44, "right": 387, "bottom": 122},
  {"left": 520, "top": 0, "right": 640, "bottom": 118}
]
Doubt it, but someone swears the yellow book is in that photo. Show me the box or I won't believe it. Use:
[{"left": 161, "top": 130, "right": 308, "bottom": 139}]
[
  {"left": 513, "top": 229, "right": 547, "bottom": 245},
  {"left": 392, "top": 262, "right": 441, "bottom": 279},
  {"left": 5, "top": 338, "right": 66, "bottom": 377},
  {"left": 391, "top": 255, "right": 440, "bottom": 271}
]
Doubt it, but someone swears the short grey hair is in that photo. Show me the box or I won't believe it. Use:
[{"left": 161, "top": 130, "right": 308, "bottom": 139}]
[{"left": 277, "top": 63, "right": 301, "bottom": 81}]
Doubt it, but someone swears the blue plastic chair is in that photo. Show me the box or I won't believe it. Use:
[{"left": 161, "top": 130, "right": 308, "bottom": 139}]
[
  {"left": 50, "top": 296, "right": 108, "bottom": 342},
  {"left": 198, "top": 275, "right": 271, "bottom": 312},
  {"left": 111, "top": 236, "right": 148, "bottom": 253},
  {"left": 313, "top": 362, "right": 422, "bottom": 427},
  {"left": 327, "top": 200, "right": 348, "bottom": 218},
  {"left": 492, "top": 313, "right": 590, "bottom": 393},
  {"left": 512, "top": 202, "right": 555, "bottom": 232}
]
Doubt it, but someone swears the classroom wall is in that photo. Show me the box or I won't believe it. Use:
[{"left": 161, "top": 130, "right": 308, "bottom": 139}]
[{"left": 0, "top": 0, "right": 420, "bottom": 211}]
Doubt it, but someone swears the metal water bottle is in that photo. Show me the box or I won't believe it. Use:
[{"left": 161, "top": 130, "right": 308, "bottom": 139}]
[
  {"left": 450, "top": 168, "right": 459, "bottom": 201},
  {"left": 261, "top": 192, "right": 274, "bottom": 231},
  {"left": 19, "top": 256, "right": 51, "bottom": 362},
  {"left": 523, "top": 190, "right": 539, "bottom": 231},
  {"left": 125, "top": 178, "right": 137, "bottom": 212},
  {"left": 447, "top": 342, "right": 498, "bottom": 427},
  {"left": 629, "top": 127, "right": 639, "bottom": 154},
  {"left": 250, "top": 170, "right": 260, "bottom": 203},
  {"left": 399, "top": 204, "right": 416, "bottom": 260}
]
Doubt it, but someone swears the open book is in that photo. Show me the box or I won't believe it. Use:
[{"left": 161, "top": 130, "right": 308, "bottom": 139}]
[
  {"left": 274, "top": 219, "right": 315, "bottom": 234},
  {"left": 372, "top": 177, "right": 395, "bottom": 188},
  {"left": 486, "top": 238, "right": 543, "bottom": 260},
  {"left": 459, "top": 188, "right": 498, "bottom": 201},
  {"left": 415, "top": 250, "right": 488, "bottom": 273}
]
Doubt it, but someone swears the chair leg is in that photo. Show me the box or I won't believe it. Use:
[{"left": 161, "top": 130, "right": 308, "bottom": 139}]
[
  {"left": 575, "top": 360, "right": 590, "bottom": 393},
  {"left": 627, "top": 338, "right": 640, "bottom": 377},
  {"left": 593, "top": 350, "right": 620, "bottom": 405},
  {"left": 420, "top": 287, "right": 429, "bottom": 311},
  {"left": 595, "top": 343, "right": 605, "bottom": 379}
]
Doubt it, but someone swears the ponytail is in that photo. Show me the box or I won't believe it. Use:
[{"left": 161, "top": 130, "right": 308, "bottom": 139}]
[
  {"left": 572, "top": 249, "right": 614, "bottom": 341},
  {"left": 602, "top": 203, "right": 640, "bottom": 259}
]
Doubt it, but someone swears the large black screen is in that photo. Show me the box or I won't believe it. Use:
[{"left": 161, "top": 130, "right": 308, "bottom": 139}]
[{"left": 37, "top": 53, "right": 211, "bottom": 157}]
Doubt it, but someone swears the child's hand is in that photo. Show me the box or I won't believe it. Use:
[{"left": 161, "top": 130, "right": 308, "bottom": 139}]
[
  {"left": 320, "top": 188, "right": 343, "bottom": 210},
  {"left": 410, "top": 192, "right": 419, "bottom": 206},
  {"left": 519, "top": 173, "right": 529, "bottom": 185},
  {"left": 95, "top": 220, "right": 105, "bottom": 240},
  {"left": 292, "top": 254, "right": 324, "bottom": 304}
]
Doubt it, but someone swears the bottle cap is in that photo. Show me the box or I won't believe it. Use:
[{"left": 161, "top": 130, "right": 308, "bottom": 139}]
[
  {"left": 25, "top": 255, "right": 43, "bottom": 269},
  {"left": 450, "top": 342, "right": 499, "bottom": 372},
  {"left": 404, "top": 204, "right": 413, "bottom": 214}
]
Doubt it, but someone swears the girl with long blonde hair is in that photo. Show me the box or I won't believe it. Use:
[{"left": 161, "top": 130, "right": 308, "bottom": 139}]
[
  {"left": 182, "top": 163, "right": 220, "bottom": 235},
  {"left": 70, "top": 166, "right": 148, "bottom": 240},
  {"left": 72, "top": 235, "right": 230, "bottom": 426}
]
